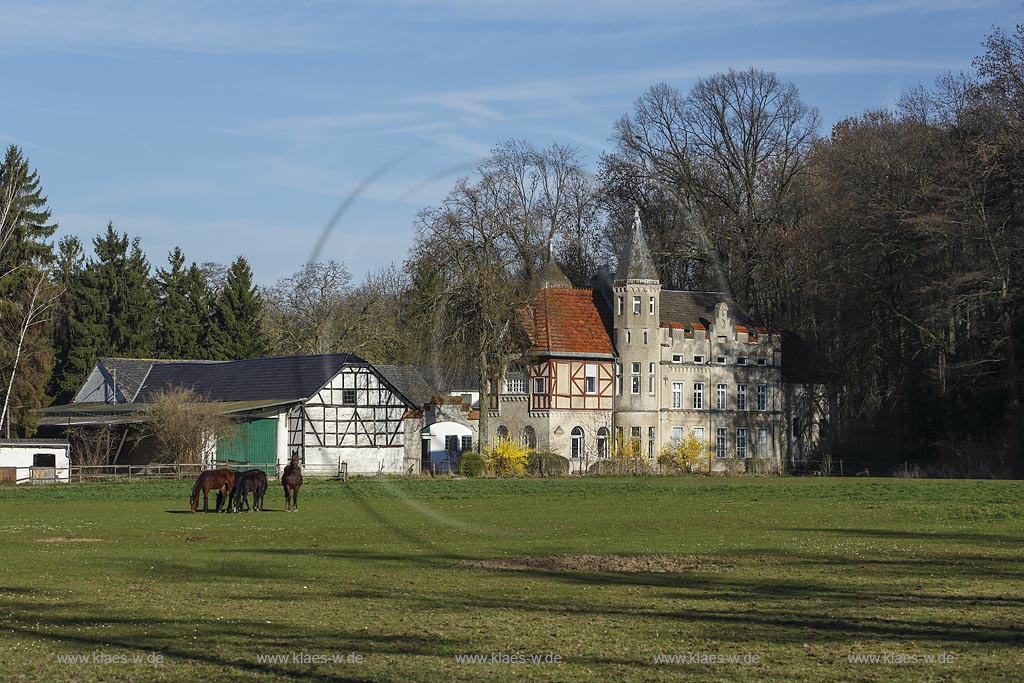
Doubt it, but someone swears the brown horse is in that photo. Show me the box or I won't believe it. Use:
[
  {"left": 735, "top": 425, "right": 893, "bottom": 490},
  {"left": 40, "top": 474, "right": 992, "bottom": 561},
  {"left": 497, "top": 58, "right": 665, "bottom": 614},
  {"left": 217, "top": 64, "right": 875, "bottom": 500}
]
[
  {"left": 282, "top": 452, "right": 303, "bottom": 512},
  {"left": 190, "top": 469, "right": 236, "bottom": 513},
  {"left": 232, "top": 469, "right": 268, "bottom": 512}
]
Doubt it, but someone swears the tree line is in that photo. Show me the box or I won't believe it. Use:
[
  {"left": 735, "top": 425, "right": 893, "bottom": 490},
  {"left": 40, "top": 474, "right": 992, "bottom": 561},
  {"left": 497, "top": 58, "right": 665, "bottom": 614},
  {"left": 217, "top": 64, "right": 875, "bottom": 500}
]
[{"left": 1, "top": 20, "right": 1021, "bottom": 473}]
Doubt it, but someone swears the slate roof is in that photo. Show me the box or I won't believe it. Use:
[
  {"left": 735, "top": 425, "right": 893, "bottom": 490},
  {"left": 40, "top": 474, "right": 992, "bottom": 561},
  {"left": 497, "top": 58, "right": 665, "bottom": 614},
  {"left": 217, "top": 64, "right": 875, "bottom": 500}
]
[
  {"left": 519, "top": 288, "right": 615, "bottom": 357},
  {"left": 376, "top": 365, "right": 480, "bottom": 409},
  {"left": 134, "top": 354, "right": 367, "bottom": 402},
  {"left": 97, "top": 357, "right": 191, "bottom": 402},
  {"left": 536, "top": 259, "right": 573, "bottom": 290},
  {"left": 615, "top": 208, "right": 659, "bottom": 284},
  {"left": 36, "top": 399, "right": 297, "bottom": 427},
  {"left": 659, "top": 291, "right": 759, "bottom": 332}
]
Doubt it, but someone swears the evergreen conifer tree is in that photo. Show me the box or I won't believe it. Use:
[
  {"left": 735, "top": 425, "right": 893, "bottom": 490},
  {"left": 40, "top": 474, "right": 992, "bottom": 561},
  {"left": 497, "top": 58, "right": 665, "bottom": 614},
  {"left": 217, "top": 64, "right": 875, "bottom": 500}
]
[
  {"left": 208, "top": 256, "right": 267, "bottom": 359},
  {"left": 156, "top": 247, "right": 201, "bottom": 358}
]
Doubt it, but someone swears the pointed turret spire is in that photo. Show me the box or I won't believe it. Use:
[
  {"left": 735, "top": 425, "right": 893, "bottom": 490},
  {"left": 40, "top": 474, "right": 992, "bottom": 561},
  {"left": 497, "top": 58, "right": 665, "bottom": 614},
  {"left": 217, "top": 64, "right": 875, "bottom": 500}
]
[
  {"left": 535, "top": 238, "right": 573, "bottom": 290},
  {"left": 615, "top": 206, "right": 659, "bottom": 285}
]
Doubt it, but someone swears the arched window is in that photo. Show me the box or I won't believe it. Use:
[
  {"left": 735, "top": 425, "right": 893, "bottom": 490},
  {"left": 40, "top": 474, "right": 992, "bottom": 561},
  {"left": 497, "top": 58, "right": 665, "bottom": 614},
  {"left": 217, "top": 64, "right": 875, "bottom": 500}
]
[
  {"left": 522, "top": 426, "right": 537, "bottom": 449},
  {"left": 570, "top": 427, "right": 584, "bottom": 459},
  {"left": 496, "top": 425, "right": 509, "bottom": 441},
  {"left": 596, "top": 427, "right": 609, "bottom": 459}
]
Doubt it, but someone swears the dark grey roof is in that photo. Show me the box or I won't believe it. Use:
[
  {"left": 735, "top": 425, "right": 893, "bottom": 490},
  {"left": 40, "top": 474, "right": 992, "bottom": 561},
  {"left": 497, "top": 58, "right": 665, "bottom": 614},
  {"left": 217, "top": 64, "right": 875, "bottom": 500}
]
[
  {"left": 614, "top": 208, "right": 659, "bottom": 284},
  {"left": 0, "top": 438, "right": 70, "bottom": 447},
  {"left": 134, "top": 354, "right": 366, "bottom": 402},
  {"left": 375, "top": 365, "right": 479, "bottom": 409},
  {"left": 98, "top": 358, "right": 177, "bottom": 401},
  {"left": 536, "top": 259, "right": 573, "bottom": 290},
  {"left": 375, "top": 366, "right": 436, "bottom": 408},
  {"left": 659, "top": 291, "right": 759, "bottom": 332}
]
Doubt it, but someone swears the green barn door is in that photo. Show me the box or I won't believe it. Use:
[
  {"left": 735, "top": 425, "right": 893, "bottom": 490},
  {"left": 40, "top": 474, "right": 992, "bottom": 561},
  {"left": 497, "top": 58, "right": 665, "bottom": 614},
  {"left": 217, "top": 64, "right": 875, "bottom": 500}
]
[{"left": 217, "top": 419, "right": 277, "bottom": 473}]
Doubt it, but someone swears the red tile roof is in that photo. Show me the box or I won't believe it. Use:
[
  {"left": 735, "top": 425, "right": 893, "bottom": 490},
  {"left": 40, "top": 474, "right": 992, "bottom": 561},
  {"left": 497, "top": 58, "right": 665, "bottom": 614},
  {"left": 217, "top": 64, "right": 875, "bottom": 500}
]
[{"left": 519, "top": 288, "right": 614, "bottom": 357}]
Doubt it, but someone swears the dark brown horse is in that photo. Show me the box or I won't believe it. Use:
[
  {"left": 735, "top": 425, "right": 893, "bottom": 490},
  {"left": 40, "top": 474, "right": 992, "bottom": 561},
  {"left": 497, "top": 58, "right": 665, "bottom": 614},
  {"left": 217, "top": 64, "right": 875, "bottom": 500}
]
[
  {"left": 282, "top": 452, "right": 303, "bottom": 512},
  {"left": 190, "top": 469, "right": 236, "bottom": 513},
  {"left": 232, "top": 469, "right": 268, "bottom": 512}
]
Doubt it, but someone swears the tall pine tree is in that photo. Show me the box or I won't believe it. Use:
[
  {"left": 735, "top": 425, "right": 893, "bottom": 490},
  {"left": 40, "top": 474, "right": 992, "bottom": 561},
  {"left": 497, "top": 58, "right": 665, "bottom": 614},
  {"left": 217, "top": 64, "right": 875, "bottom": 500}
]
[
  {"left": 156, "top": 247, "right": 201, "bottom": 358},
  {"left": 208, "top": 256, "right": 267, "bottom": 359},
  {"left": 49, "top": 236, "right": 86, "bottom": 403},
  {"left": 184, "top": 262, "right": 214, "bottom": 357},
  {"left": 58, "top": 224, "right": 157, "bottom": 396}
]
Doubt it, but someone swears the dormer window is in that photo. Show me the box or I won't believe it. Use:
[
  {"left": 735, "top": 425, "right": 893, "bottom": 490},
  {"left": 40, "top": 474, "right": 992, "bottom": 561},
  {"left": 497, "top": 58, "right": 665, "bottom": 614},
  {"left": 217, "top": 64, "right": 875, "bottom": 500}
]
[{"left": 504, "top": 368, "right": 528, "bottom": 394}]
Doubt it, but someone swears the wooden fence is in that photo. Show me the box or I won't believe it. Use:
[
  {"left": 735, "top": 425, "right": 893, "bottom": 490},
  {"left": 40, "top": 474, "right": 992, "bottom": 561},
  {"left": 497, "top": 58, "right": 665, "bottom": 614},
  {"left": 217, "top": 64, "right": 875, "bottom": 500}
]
[{"left": 68, "top": 460, "right": 348, "bottom": 482}]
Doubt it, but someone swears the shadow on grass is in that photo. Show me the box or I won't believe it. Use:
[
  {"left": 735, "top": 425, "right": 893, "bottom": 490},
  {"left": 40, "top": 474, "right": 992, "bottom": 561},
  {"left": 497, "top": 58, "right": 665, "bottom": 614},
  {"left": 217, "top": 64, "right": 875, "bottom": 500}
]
[
  {"left": 3, "top": 593, "right": 453, "bottom": 682},
  {"left": 786, "top": 527, "right": 1024, "bottom": 547},
  {"left": 118, "top": 542, "right": 1024, "bottom": 650}
]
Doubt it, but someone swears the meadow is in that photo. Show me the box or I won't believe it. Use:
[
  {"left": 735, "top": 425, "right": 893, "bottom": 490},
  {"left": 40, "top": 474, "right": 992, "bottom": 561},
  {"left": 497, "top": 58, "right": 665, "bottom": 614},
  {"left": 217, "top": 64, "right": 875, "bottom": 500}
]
[{"left": 0, "top": 476, "right": 1021, "bottom": 682}]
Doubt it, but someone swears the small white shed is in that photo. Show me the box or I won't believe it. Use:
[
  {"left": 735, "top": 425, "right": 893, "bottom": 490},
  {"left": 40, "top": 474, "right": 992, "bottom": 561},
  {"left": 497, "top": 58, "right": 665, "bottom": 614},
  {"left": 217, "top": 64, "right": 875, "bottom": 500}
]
[
  {"left": 422, "top": 421, "right": 474, "bottom": 473},
  {"left": 0, "top": 439, "right": 71, "bottom": 484}
]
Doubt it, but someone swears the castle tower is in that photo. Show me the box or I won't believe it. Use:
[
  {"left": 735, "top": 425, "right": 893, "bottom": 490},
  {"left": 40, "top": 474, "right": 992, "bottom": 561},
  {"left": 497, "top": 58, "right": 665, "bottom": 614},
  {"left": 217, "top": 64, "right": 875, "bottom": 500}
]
[{"left": 612, "top": 208, "right": 662, "bottom": 456}]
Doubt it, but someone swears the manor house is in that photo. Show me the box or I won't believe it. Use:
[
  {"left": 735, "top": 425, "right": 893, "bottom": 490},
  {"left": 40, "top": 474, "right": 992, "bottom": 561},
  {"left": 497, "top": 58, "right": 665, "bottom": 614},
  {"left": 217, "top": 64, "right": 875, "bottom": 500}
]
[{"left": 492, "top": 210, "right": 785, "bottom": 472}]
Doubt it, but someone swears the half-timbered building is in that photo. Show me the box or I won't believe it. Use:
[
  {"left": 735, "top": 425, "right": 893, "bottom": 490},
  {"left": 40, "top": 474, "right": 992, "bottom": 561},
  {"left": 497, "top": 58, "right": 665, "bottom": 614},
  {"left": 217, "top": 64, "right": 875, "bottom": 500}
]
[
  {"left": 41, "top": 354, "right": 424, "bottom": 475},
  {"left": 492, "top": 262, "right": 616, "bottom": 471}
]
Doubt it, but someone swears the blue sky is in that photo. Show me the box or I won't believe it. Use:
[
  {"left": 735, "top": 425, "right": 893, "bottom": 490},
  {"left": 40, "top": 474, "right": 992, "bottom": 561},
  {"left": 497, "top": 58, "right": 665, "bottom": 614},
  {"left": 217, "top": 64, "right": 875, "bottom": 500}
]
[{"left": 2, "top": 0, "right": 1021, "bottom": 285}]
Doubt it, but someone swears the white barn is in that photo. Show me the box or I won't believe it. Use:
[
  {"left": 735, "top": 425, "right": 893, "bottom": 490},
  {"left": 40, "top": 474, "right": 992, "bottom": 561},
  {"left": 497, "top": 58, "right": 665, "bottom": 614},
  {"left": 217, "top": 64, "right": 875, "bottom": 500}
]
[{"left": 0, "top": 439, "right": 71, "bottom": 484}]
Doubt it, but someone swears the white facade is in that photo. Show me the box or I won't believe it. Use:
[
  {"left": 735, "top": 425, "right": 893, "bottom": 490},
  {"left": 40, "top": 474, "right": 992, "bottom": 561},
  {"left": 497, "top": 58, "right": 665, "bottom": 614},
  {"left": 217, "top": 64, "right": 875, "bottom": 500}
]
[
  {"left": 423, "top": 421, "right": 474, "bottom": 473},
  {"left": 287, "top": 364, "right": 413, "bottom": 475},
  {"left": 0, "top": 440, "right": 71, "bottom": 484}
]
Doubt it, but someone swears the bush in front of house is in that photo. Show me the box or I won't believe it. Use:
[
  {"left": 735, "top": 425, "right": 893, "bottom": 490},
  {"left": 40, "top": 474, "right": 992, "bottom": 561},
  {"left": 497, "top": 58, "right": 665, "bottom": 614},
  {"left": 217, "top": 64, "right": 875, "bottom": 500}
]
[
  {"left": 459, "top": 452, "right": 484, "bottom": 477},
  {"left": 482, "top": 436, "right": 530, "bottom": 477},
  {"left": 528, "top": 451, "right": 570, "bottom": 477}
]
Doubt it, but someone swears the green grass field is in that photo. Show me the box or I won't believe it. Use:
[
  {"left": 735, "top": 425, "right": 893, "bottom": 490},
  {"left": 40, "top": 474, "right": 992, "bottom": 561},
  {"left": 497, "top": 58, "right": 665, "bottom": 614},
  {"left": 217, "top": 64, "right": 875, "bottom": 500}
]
[{"left": 0, "top": 476, "right": 1021, "bottom": 682}]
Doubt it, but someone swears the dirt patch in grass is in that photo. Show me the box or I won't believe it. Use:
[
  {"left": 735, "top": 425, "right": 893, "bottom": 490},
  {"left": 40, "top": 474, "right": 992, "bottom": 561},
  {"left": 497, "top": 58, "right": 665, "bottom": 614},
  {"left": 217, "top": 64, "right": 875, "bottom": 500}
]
[
  {"left": 35, "top": 537, "right": 112, "bottom": 543},
  {"left": 457, "top": 554, "right": 730, "bottom": 573}
]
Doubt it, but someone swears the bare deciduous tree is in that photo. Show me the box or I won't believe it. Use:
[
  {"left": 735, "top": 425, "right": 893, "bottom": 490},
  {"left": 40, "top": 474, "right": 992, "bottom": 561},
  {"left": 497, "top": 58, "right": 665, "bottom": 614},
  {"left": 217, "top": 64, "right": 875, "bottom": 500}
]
[
  {"left": 67, "top": 423, "right": 122, "bottom": 467},
  {"left": 139, "top": 388, "right": 234, "bottom": 465},
  {"left": 262, "top": 260, "right": 353, "bottom": 356},
  {"left": 607, "top": 69, "right": 820, "bottom": 322}
]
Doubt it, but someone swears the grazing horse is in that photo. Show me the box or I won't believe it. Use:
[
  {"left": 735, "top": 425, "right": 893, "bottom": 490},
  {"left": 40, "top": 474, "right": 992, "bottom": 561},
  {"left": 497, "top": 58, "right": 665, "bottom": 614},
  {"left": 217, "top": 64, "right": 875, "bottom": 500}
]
[
  {"left": 232, "top": 469, "right": 268, "bottom": 512},
  {"left": 189, "top": 469, "right": 236, "bottom": 513},
  {"left": 282, "top": 453, "right": 303, "bottom": 512}
]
